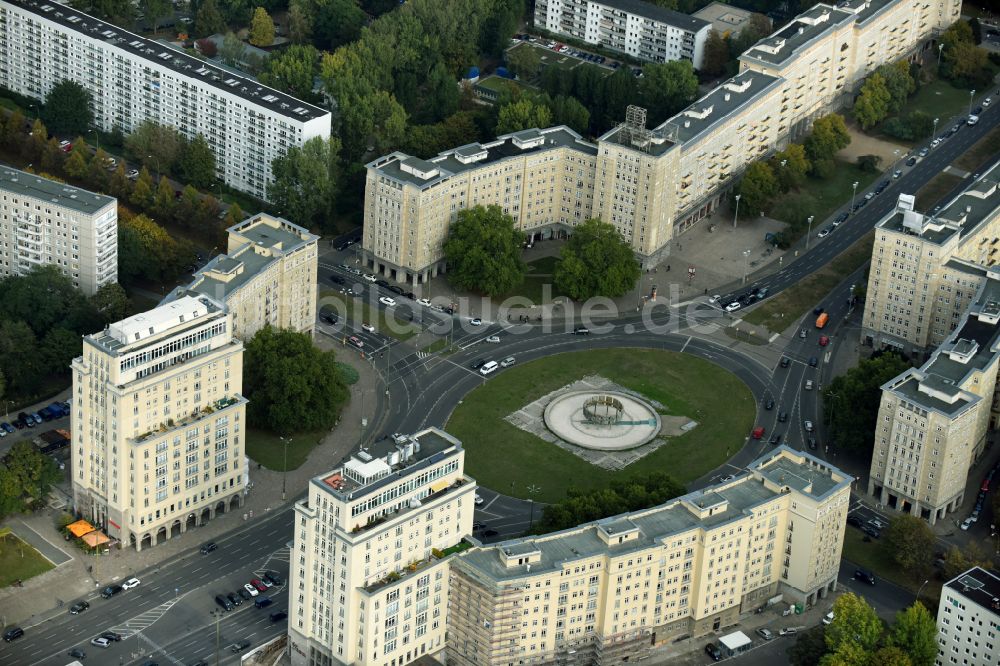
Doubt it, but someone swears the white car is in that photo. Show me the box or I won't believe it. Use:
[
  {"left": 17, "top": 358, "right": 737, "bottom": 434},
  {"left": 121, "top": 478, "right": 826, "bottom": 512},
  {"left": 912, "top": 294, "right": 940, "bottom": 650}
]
[
  {"left": 486, "top": 335, "right": 500, "bottom": 343},
  {"left": 961, "top": 517, "right": 974, "bottom": 531},
  {"left": 500, "top": 356, "right": 515, "bottom": 367},
  {"left": 362, "top": 274, "right": 377, "bottom": 282},
  {"left": 822, "top": 612, "right": 835, "bottom": 625},
  {"left": 724, "top": 302, "right": 742, "bottom": 313},
  {"left": 984, "top": 97, "right": 992, "bottom": 107},
  {"left": 126, "top": 168, "right": 139, "bottom": 180},
  {"left": 122, "top": 577, "right": 141, "bottom": 590},
  {"left": 417, "top": 298, "right": 432, "bottom": 307},
  {"left": 361, "top": 323, "right": 375, "bottom": 333},
  {"left": 243, "top": 583, "right": 259, "bottom": 597},
  {"left": 475, "top": 494, "right": 484, "bottom": 505},
  {"left": 708, "top": 294, "right": 720, "bottom": 304},
  {"left": 803, "top": 420, "right": 814, "bottom": 432},
  {"left": 91, "top": 637, "right": 112, "bottom": 648},
  {"left": 470, "top": 318, "right": 483, "bottom": 326},
  {"left": 804, "top": 380, "right": 814, "bottom": 390},
  {"left": 379, "top": 296, "right": 396, "bottom": 307}
]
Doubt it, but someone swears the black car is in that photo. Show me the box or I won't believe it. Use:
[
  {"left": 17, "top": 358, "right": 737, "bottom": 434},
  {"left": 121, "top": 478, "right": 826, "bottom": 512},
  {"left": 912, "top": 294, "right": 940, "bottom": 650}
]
[
  {"left": 777, "top": 412, "right": 788, "bottom": 423},
  {"left": 764, "top": 398, "right": 774, "bottom": 410},
  {"left": 862, "top": 524, "right": 880, "bottom": 538},
  {"left": 854, "top": 569, "right": 876, "bottom": 585},
  {"left": 69, "top": 600, "right": 90, "bottom": 614},
  {"left": 200, "top": 541, "right": 218, "bottom": 554},
  {"left": 834, "top": 212, "right": 849, "bottom": 225},
  {"left": 807, "top": 436, "right": 818, "bottom": 450},
  {"left": 237, "top": 588, "right": 252, "bottom": 601},
  {"left": 231, "top": 640, "right": 251, "bottom": 653},
  {"left": 215, "top": 594, "right": 234, "bottom": 611},
  {"left": 68, "top": 648, "right": 86, "bottom": 659},
  {"left": 906, "top": 156, "right": 918, "bottom": 166},
  {"left": 101, "top": 631, "right": 123, "bottom": 642},
  {"left": 328, "top": 274, "right": 345, "bottom": 285},
  {"left": 320, "top": 312, "right": 338, "bottom": 325},
  {"left": 3, "top": 627, "right": 24, "bottom": 642},
  {"left": 846, "top": 515, "right": 863, "bottom": 528},
  {"left": 574, "top": 327, "right": 591, "bottom": 335},
  {"left": 389, "top": 285, "right": 405, "bottom": 295},
  {"left": 874, "top": 180, "right": 890, "bottom": 194},
  {"left": 101, "top": 584, "right": 123, "bottom": 599},
  {"left": 705, "top": 643, "right": 723, "bottom": 661},
  {"left": 375, "top": 279, "right": 390, "bottom": 288},
  {"left": 263, "top": 571, "right": 284, "bottom": 586},
  {"left": 780, "top": 356, "right": 790, "bottom": 368},
  {"left": 269, "top": 610, "right": 288, "bottom": 622},
  {"left": 768, "top": 433, "right": 782, "bottom": 445},
  {"left": 482, "top": 529, "right": 499, "bottom": 537},
  {"left": 809, "top": 356, "right": 818, "bottom": 367},
  {"left": 471, "top": 358, "right": 486, "bottom": 369},
  {"left": 228, "top": 592, "right": 242, "bottom": 606},
  {"left": 974, "top": 105, "right": 983, "bottom": 115},
  {"left": 404, "top": 291, "right": 416, "bottom": 300}
]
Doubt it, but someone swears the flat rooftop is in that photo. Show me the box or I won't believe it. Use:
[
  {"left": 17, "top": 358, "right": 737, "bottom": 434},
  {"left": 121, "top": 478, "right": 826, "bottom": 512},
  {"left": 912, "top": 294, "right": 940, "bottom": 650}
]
[
  {"left": 692, "top": 2, "right": 755, "bottom": 35},
  {"left": 945, "top": 567, "right": 1000, "bottom": 614},
  {"left": 597, "top": 0, "right": 709, "bottom": 32},
  {"left": 0, "top": 166, "right": 114, "bottom": 215},
  {"left": 369, "top": 126, "right": 597, "bottom": 190},
  {"left": 9, "top": 0, "right": 328, "bottom": 122},
  {"left": 230, "top": 214, "right": 317, "bottom": 252},
  {"left": 740, "top": 4, "right": 854, "bottom": 68},
  {"left": 456, "top": 447, "right": 851, "bottom": 584},
  {"left": 91, "top": 294, "right": 223, "bottom": 354}
]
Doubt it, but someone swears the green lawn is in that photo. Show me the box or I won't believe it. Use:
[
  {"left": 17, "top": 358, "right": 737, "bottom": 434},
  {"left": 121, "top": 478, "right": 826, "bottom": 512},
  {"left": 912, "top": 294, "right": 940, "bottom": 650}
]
[
  {"left": 841, "top": 527, "right": 941, "bottom": 602},
  {"left": 244, "top": 428, "right": 327, "bottom": 471},
  {"left": 507, "top": 41, "right": 581, "bottom": 73},
  {"left": 319, "top": 291, "right": 419, "bottom": 342},
  {"left": 914, "top": 172, "right": 963, "bottom": 211},
  {"left": 898, "top": 79, "right": 974, "bottom": 128},
  {"left": 527, "top": 255, "right": 559, "bottom": 274},
  {"left": 770, "top": 161, "right": 881, "bottom": 241},
  {"left": 743, "top": 231, "right": 874, "bottom": 333},
  {"left": 955, "top": 125, "right": 1000, "bottom": 172},
  {"left": 0, "top": 535, "right": 54, "bottom": 588},
  {"left": 446, "top": 349, "right": 756, "bottom": 503}
]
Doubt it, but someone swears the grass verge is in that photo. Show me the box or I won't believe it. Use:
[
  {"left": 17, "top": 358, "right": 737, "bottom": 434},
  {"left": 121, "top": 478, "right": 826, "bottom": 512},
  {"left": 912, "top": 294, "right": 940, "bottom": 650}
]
[
  {"left": 841, "top": 527, "right": 941, "bottom": 601},
  {"left": 955, "top": 125, "right": 1000, "bottom": 172},
  {"left": 914, "top": 172, "right": 963, "bottom": 211},
  {"left": 723, "top": 326, "right": 770, "bottom": 345},
  {"left": 770, "top": 161, "right": 881, "bottom": 242},
  {"left": 446, "top": 349, "right": 755, "bottom": 503},
  {"left": 743, "top": 231, "right": 874, "bottom": 334},
  {"left": 244, "top": 428, "right": 327, "bottom": 471},
  {"left": 420, "top": 338, "right": 450, "bottom": 354},
  {"left": 0, "top": 535, "right": 54, "bottom": 587}
]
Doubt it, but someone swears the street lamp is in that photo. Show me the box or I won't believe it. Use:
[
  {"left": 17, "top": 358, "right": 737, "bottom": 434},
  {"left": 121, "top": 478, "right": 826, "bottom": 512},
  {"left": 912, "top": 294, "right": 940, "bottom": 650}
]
[
  {"left": 741, "top": 249, "right": 751, "bottom": 284},
  {"left": 937, "top": 42, "right": 944, "bottom": 70},
  {"left": 916, "top": 579, "right": 930, "bottom": 602},
  {"left": 969, "top": 89, "right": 976, "bottom": 116},
  {"left": 279, "top": 436, "right": 289, "bottom": 501},
  {"left": 87, "top": 128, "right": 100, "bottom": 151},
  {"left": 932, "top": 117, "right": 939, "bottom": 138},
  {"left": 146, "top": 154, "right": 160, "bottom": 174},
  {"left": 850, "top": 181, "right": 859, "bottom": 214},
  {"left": 527, "top": 484, "right": 541, "bottom": 527},
  {"left": 733, "top": 194, "right": 741, "bottom": 229},
  {"left": 805, "top": 215, "right": 815, "bottom": 250}
]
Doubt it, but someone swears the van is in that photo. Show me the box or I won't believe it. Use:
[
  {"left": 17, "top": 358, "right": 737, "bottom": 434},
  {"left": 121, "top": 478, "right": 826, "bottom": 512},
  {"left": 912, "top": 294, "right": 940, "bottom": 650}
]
[
  {"left": 815, "top": 312, "right": 829, "bottom": 328},
  {"left": 215, "top": 595, "right": 233, "bottom": 611},
  {"left": 254, "top": 596, "right": 273, "bottom": 609},
  {"left": 479, "top": 361, "right": 498, "bottom": 376}
]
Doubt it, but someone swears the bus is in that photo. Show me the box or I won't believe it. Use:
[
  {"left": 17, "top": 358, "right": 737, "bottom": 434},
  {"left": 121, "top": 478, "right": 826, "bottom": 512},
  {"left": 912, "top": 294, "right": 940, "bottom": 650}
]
[{"left": 815, "top": 312, "right": 829, "bottom": 328}]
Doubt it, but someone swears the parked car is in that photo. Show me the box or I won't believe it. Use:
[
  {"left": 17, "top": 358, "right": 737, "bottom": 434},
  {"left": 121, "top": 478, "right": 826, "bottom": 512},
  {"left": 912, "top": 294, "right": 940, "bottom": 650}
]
[
  {"left": 574, "top": 327, "right": 590, "bottom": 335},
  {"left": 854, "top": 569, "right": 876, "bottom": 585},
  {"left": 250, "top": 578, "right": 268, "bottom": 592},
  {"left": 361, "top": 323, "right": 375, "bottom": 333},
  {"left": 122, "top": 577, "right": 141, "bottom": 590},
  {"left": 500, "top": 357, "right": 516, "bottom": 368},
  {"left": 847, "top": 514, "right": 863, "bottom": 528},
  {"left": 757, "top": 627, "right": 775, "bottom": 640},
  {"left": 263, "top": 571, "right": 285, "bottom": 586},
  {"left": 822, "top": 611, "right": 835, "bottom": 625},
  {"left": 237, "top": 588, "right": 251, "bottom": 601},
  {"left": 378, "top": 296, "right": 396, "bottom": 307},
  {"left": 471, "top": 358, "right": 486, "bottom": 370},
  {"left": 817, "top": 227, "right": 832, "bottom": 238},
  {"left": 833, "top": 212, "right": 849, "bottom": 226},
  {"left": 91, "top": 637, "right": 112, "bottom": 648},
  {"left": 807, "top": 436, "right": 818, "bottom": 450},
  {"left": 101, "top": 631, "right": 123, "bottom": 642},
  {"left": 3, "top": 627, "right": 24, "bottom": 642},
  {"left": 705, "top": 643, "right": 723, "bottom": 661},
  {"left": 780, "top": 357, "right": 790, "bottom": 368},
  {"left": 906, "top": 156, "right": 918, "bottom": 166},
  {"left": 804, "top": 420, "right": 814, "bottom": 432},
  {"left": 805, "top": 379, "right": 814, "bottom": 390},
  {"left": 69, "top": 600, "right": 90, "bottom": 614},
  {"left": 230, "top": 640, "right": 251, "bottom": 653},
  {"left": 961, "top": 517, "right": 975, "bottom": 531},
  {"left": 101, "top": 584, "right": 123, "bottom": 598},
  {"left": 470, "top": 318, "right": 483, "bottom": 326},
  {"left": 227, "top": 592, "right": 242, "bottom": 606},
  {"left": 725, "top": 301, "right": 742, "bottom": 312},
  {"left": 862, "top": 524, "right": 881, "bottom": 538}
]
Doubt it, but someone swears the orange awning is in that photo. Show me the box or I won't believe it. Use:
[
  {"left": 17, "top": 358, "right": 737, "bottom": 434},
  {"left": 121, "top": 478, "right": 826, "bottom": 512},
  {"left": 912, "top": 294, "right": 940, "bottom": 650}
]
[
  {"left": 67, "top": 520, "right": 95, "bottom": 537},
  {"left": 80, "top": 530, "right": 111, "bottom": 547}
]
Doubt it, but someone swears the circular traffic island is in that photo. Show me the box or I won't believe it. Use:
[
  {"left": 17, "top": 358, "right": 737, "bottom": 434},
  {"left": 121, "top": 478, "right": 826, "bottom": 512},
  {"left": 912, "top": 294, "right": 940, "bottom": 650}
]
[{"left": 446, "top": 348, "right": 755, "bottom": 503}]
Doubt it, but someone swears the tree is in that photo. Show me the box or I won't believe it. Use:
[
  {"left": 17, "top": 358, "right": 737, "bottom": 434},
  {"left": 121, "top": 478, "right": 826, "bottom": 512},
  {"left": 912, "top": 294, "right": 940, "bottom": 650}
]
[
  {"left": 0, "top": 442, "right": 60, "bottom": 520},
  {"left": 196, "top": 38, "right": 218, "bottom": 58},
  {"left": 222, "top": 202, "right": 245, "bottom": 228},
  {"left": 771, "top": 143, "right": 810, "bottom": 190},
  {"left": 507, "top": 44, "right": 541, "bottom": 79},
  {"left": 854, "top": 72, "right": 892, "bottom": 130},
  {"left": 496, "top": 98, "right": 552, "bottom": 135},
  {"left": 248, "top": 7, "right": 275, "bottom": 47},
  {"left": 858, "top": 154, "right": 882, "bottom": 173},
  {"left": 268, "top": 136, "right": 340, "bottom": 229},
  {"left": 141, "top": 0, "right": 172, "bottom": 32},
  {"left": 130, "top": 166, "right": 155, "bottom": 209},
  {"left": 871, "top": 646, "right": 913, "bottom": 666},
  {"left": 154, "top": 175, "right": 176, "bottom": 218},
  {"left": 173, "top": 185, "right": 201, "bottom": 230},
  {"left": 823, "top": 351, "right": 910, "bottom": 452},
  {"left": 287, "top": 0, "right": 313, "bottom": 44},
  {"left": 2, "top": 109, "right": 25, "bottom": 150},
  {"left": 64, "top": 139, "right": 90, "bottom": 179},
  {"left": 887, "top": 602, "right": 936, "bottom": 666},
  {"left": 536, "top": 472, "right": 684, "bottom": 533},
  {"left": 701, "top": 29, "right": 730, "bottom": 77},
  {"left": 941, "top": 543, "right": 993, "bottom": 580},
  {"left": 109, "top": 164, "right": 130, "bottom": 202},
  {"left": 805, "top": 113, "right": 851, "bottom": 170},
  {"left": 735, "top": 161, "right": 779, "bottom": 216},
  {"left": 877, "top": 61, "right": 915, "bottom": 114},
  {"left": 313, "top": 0, "right": 368, "bottom": 50},
  {"left": 0, "top": 320, "right": 39, "bottom": 397},
  {"left": 124, "top": 120, "right": 185, "bottom": 174},
  {"left": 179, "top": 134, "right": 216, "bottom": 188},
  {"left": 639, "top": 61, "right": 699, "bottom": 125},
  {"left": 423, "top": 62, "right": 460, "bottom": 123},
  {"left": 824, "top": 592, "right": 883, "bottom": 655},
  {"left": 243, "top": 326, "right": 349, "bottom": 435},
  {"left": 788, "top": 626, "right": 828, "bottom": 666},
  {"left": 553, "top": 218, "right": 641, "bottom": 300},
  {"left": 442, "top": 205, "right": 525, "bottom": 296},
  {"left": 27, "top": 118, "right": 49, "bottom": 161},
  {"left": 89, "top": 283, "right": 130, "bottom": 322},
  {"left": 969, "top": 17, "right": 982, "bottom": 44},
  {"left": 730, "top": 12, "right": 771, "bottom": 56},
  {"left": 258, "top": 44, "right": 320, "bottom": 100},
  {"left": 220, "top": 31, "right": 246, "bottom": 67},
  {"left": 0, "top": 265, "right": 103, "bottom": 338},
  {"left": 884, "top": 515, "right": 935, "bottom": 574},
  {"left": 42, "top": 80, "right": 93, "bottom": 137},
  {"left": 85, "top": 147, "right": 110, "bottom": 191},
  {"left": 549, "top": 95, "right": 590, "bottom": 135},
  {"left": 117, "top": 213, "right": 195, "bottom": 284},
  {"left": 40, "top": 327, "right": 82, "bottom": 375},
  {"left": 195, "top": 0, "right": 227, "bottom": 37}
]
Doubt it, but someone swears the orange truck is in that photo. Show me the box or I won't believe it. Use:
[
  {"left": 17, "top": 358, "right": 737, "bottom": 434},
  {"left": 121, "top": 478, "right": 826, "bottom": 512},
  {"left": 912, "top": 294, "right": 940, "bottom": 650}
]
[{"left": 815, "top": 312, "right": 829, "bottom": 328}]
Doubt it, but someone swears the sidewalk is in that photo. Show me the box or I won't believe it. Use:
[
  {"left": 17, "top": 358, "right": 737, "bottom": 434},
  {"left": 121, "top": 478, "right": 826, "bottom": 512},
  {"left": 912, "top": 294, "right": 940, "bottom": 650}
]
[{"left": 0, "top": 348, "right": 379, "bottom": 626}]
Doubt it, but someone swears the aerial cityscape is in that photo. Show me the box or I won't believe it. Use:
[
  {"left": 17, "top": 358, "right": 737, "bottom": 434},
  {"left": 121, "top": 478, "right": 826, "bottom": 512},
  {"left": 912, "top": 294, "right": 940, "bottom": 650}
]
[{"left": 0, "top": 0, "right": 999, "bottom": 665}]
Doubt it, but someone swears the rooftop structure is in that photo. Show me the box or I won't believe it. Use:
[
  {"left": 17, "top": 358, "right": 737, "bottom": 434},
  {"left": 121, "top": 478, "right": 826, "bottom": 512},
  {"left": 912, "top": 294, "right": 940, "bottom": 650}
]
[
  {"left": 936, "top": 567, "right": 1000, "bottom": 666},
  {"left": 692, "top": 2, "right": 758, "bottom": 37}
]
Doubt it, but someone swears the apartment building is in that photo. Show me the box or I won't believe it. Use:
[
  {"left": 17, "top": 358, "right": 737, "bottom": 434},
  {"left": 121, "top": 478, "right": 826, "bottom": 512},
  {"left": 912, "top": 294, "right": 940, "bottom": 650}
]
[
  {"left": 534, "top": 0, "right": 710, "bottom": 68},
  {"left": 162, "top": 213, "right": 319, "bottom": 340},
  {"left": 935, "top": 567, "right": 1000, "bottom": 666},
  {"left": 0, "top": 0, "right": 331, "bottom": 200},
  {"left": 692, "top": 2, "right": 757, "bottom": 38},
  {"left": 288, "top": 428, "right": 477, "bottom": 666},
  {"left": 70, "top": 295, "right": 247, "bottom": 551},
  {"left": 447, "top": 447, "right": 852, "bottom": 666},
  {"left": 0, "top": 165, "right": 116, "bottom": 295},
  {"left": 364, "top": 0, "right": 957, "bottom": 282},
  {"left": 863, "top": 165, "right": 1000, "bottom": 356}
]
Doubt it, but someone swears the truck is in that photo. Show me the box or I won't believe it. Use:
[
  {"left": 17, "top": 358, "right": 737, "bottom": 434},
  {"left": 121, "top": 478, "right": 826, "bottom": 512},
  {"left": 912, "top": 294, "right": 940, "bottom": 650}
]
[
  {"left": 33, "top": 429, "right": 71, "bottom": 454},
  {"left": 815, "top": 312, "right": 829, "bottom": 328},
  {"left": 968, "top": 114, "right": 979, "bottom": 126}
]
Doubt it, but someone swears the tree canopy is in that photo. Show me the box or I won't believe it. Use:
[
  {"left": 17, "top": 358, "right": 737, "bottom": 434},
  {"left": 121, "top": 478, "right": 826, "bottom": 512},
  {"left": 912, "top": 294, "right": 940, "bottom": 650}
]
[
  {"left": 554, "top": 218, "right": 641, "bottom": 300},
  {"left": 536, "top": 472, "right": 684, "bottom": 534},
  {"left": 249, "top": 7, "right": 275, "bottom": 47},
  {"left": 639, "top": 61, "right": 699, "bottom": 126},
  {"left": 884, "top": 515, "right": 936, "bottom": 574},
  {"left": 887, "top": 603, "right": 937, "bottom": 666},
  {"left": 268, "top": 136, "right": 341, "bottom": 230},
  {"left": 824, "top": 592, "right": 884, "bottom": 660},
  {"left": 823, "top": 351, "right": 910, "bottom": 453},
  {"left": 0, "top": 442, "right": 61, "bottom": 521},
  {"left": 42, "top": 80, "right": 93, "bottom": 137},
  {"left": 243, "top": 326, "right": 349, "bottom": 434},
  {"left": 496, "top": 98, "right": 552, "bottom": 135},
  {"left": 442, "top": 205, "right": 525, "bottom": 296},
  {"left": 117, "top": 211, "right": 196, "bottom": 285},
  {"left": 804, "top": 113, "right": 851, "bottom": 164},
  {"left": 735, "top": 161, "right": 779, "bottom": 217},
  {"left": 179, "top": 134, "right": 217, "bottom": 188},
  {"left": 124, "top": 120, "right": 185, "bottom": 174}
]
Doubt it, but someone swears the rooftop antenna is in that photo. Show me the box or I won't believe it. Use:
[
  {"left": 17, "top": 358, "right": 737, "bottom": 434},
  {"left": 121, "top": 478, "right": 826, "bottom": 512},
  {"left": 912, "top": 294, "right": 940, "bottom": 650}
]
[{"left": 623, "top": 105, "right": 652, "bottom": 152}]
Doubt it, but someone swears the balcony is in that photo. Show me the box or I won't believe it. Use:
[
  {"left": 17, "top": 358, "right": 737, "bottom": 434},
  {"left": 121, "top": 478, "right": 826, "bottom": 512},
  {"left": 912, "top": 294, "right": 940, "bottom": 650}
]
[
  {"left": 349, "top": 476, "right": 470, "bottom": 535},
  {"left": 363, "top": 540, "right": 468, "bottom": 593},
  {"left": 134, "top": 395, "right": 244, "bottom": 444}
]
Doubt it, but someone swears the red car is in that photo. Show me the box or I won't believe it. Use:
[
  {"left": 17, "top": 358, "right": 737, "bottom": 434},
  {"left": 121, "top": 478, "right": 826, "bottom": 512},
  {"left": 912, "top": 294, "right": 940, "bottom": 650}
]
[
  {"left": 250, "top": 578, "right": 268, "bottom": 592},
  {"left": 818, "top": 335, "right": 830, "bottom": 346},
  {"left": 752, "top": 426, "right": 765, "bottom": 440}
]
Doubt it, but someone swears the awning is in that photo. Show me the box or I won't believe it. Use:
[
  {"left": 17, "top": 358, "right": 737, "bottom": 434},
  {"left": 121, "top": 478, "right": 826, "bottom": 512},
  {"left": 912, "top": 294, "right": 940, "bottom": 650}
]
[
  {"left": 67, "top": 520, "right": 96, "bottom": 537},
  {"left": 430, "top": 480, "right": 449, "bottom": 493},
  {"left": 80, "top": 530, "right": 111, "bottom": 547},
  {"left": 719, "top": 631, "right": 752, "bottom": 651}
]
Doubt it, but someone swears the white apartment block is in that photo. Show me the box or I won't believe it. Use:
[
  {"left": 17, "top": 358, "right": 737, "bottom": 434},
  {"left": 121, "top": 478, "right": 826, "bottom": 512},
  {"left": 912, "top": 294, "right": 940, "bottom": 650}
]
[
  {"left": 936, "top": 567, "right": 1000, "bottom": 666},
  {"left": 71, "top": 295, "right": 248, "bottom": 551},
  {"left": 0, "top": 0, "right": 331, "bottom": 201},
  {"left": 448, "top": 447, "right": 852, "bottom": 665},
  {"left": 863, "top": 165, "right": 1000, "bottom": 357},
  {"left": 534, "top": 0, "right": 710, "bottom": 68},
  {"left": 289, "top": 428, "right": 477, "bottom": 666},
  {"left": 0, "top": 165, "right": 116, "bottom": 295},
  {"left": 364, "top": 0, "right": 959, "bottom": 283},
  {"left": 162, "top": 213, "right": 319, "bottom": 341}
]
